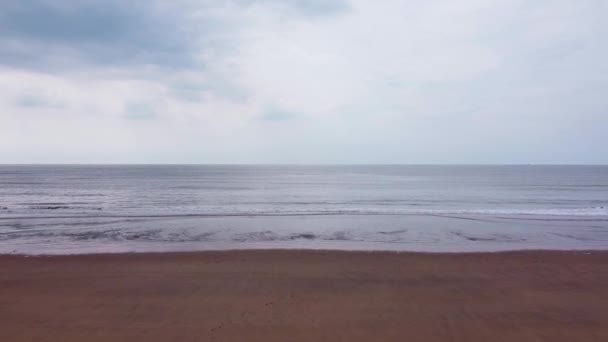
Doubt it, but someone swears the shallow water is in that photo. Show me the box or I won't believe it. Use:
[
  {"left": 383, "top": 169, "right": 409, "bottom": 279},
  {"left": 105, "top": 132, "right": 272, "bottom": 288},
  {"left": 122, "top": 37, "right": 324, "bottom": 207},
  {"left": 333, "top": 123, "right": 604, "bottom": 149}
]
[{"left": 1, "top": 165, "right": 607, "bottom": 254}]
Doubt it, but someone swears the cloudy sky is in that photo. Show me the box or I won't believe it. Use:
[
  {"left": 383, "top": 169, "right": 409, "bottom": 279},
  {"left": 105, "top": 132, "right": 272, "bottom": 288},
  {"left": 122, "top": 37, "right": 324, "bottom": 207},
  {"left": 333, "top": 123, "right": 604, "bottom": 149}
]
[{"left": 1, "top": 0, "right": 606, "bottom": 164}]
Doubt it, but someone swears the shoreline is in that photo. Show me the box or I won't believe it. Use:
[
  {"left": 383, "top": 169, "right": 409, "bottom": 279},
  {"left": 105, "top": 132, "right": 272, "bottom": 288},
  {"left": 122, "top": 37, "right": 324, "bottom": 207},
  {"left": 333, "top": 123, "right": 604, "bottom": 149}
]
[
  {"left": 1, "top": 247, "right": 606, "bottom": 258},
  {"left": 3, "top": 213, "right": 607, "bottom": 255},
  {"left": 2, "top": 249, "right": 607, "bottom": 341}
]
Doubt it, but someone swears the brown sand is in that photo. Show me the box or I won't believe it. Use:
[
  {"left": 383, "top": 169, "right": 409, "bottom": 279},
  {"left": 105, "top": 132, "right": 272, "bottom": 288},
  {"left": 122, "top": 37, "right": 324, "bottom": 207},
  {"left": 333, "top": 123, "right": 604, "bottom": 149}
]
[{"left": 1, "top": 250, "right": 607, "bottom": 341}]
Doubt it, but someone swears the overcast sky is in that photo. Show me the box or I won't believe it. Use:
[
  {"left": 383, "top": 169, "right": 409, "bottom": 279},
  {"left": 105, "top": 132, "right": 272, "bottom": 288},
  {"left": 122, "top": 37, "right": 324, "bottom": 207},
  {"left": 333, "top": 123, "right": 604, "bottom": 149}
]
[{"left": 1, "top": 0, "right": 607, "bottom": 164}]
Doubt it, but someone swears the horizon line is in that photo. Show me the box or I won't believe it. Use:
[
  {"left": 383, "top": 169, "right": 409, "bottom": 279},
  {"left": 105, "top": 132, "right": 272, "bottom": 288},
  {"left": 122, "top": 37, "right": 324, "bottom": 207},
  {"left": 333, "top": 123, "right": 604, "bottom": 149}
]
[{"left": 1, "top": 163, "right": 607, "bottom": 166}]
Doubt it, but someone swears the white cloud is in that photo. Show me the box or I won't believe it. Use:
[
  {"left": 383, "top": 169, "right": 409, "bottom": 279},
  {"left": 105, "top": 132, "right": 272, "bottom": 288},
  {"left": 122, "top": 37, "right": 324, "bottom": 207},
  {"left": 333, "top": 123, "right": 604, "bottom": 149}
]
[{"left": 0, "top": 0, "right": 607, "bottom": 163}]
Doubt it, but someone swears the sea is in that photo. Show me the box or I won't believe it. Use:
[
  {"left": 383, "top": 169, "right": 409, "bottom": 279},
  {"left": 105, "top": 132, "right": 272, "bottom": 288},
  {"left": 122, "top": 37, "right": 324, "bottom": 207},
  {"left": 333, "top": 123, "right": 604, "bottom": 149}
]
[{"left": 1, "top": 165, "right": 607, "bottom": 255}]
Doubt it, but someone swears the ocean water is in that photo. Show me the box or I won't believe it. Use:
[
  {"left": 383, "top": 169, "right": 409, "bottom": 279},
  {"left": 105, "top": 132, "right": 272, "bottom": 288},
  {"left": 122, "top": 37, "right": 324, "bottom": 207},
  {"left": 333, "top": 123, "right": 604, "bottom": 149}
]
[{"left": 1, "top": 165, "right": 607, "bottom": 254}]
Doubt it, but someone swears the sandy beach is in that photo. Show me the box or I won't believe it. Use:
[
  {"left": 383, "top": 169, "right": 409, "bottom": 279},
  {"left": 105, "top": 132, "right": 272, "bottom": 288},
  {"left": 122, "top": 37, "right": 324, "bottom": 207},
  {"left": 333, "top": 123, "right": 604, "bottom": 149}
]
[{"left": 1, "top": 250, "right": 607, "bottom": 341}]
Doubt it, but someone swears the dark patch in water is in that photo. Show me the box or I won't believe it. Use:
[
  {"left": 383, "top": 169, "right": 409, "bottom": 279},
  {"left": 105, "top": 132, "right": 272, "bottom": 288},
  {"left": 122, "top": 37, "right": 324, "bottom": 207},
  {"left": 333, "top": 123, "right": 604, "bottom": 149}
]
[
  {"left": 379, "top": 229, "right": 407, "bottom": 235},
  {"left": 452, "top": 231, "right": 497, "bottom": 242},
  {"left": 551, "top": 233, "right": 596, "bottom": 242},
  {"left": 30, "top": 206, "right": 71, "bottom": 210},
  {"left": 29, "top": 205, "right": 102, "bottom": 210},
  {"left": 66, "top": 230, "right": 122, "bottom": 241},
  {"left": 290, "top": 233, "right": 316, "bottom": 240},
  {"left": 452, "top": 231, "right": 525, "bottom": 242}
]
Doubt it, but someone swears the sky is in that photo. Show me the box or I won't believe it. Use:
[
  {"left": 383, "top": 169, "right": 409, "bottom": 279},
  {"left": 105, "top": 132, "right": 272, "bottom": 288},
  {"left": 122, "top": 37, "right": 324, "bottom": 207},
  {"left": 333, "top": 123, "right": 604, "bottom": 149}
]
[{"left": 0, "top": 0, "right": 607, "bottom": 164}]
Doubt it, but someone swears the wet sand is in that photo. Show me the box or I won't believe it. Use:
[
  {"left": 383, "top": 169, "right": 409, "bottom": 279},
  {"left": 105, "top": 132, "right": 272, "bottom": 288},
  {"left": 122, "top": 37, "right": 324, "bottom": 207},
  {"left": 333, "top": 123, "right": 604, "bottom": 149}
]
[{"left": 1, "top": 250, "right": 607, "bottom": 341}]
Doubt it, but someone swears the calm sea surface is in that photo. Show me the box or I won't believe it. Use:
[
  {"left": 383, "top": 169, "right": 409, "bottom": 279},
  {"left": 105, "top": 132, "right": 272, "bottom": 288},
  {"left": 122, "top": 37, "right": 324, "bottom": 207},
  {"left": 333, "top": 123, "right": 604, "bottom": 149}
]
[{"left": 1, "top": 165, "right": 607, "bottom": 254}]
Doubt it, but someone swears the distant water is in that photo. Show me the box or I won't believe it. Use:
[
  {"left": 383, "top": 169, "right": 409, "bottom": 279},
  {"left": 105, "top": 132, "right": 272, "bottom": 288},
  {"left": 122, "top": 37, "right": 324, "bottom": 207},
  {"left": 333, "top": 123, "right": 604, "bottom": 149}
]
[{"left": 1, "top": 165, "right": 607, "bottom": 254}]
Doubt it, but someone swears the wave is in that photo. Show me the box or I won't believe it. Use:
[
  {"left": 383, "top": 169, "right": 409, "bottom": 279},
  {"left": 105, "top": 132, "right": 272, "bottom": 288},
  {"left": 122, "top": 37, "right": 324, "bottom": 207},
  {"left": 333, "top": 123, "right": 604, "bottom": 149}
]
[
  {"left": 423, "top": 207, "right": 608, "bottom": 217},
  {"left": 2, "top": 206, "right": 608, "bottom": 220}
]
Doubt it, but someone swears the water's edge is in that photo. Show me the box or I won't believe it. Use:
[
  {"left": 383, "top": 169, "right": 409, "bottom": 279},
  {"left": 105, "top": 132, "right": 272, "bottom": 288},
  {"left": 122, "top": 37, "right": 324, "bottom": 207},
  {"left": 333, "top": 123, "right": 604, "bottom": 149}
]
[{"left": 2, "top": 213, "right": 607, "bottom": 255}]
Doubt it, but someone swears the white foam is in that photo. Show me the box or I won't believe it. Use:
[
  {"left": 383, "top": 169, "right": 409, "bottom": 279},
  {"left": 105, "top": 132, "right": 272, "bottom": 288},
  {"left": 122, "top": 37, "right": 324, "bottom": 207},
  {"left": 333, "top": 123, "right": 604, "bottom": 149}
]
[{"left": 418, "top": 207, "right": 608, "bottom": 217}]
